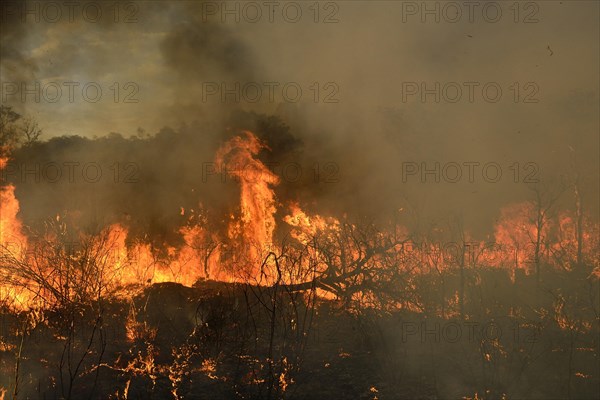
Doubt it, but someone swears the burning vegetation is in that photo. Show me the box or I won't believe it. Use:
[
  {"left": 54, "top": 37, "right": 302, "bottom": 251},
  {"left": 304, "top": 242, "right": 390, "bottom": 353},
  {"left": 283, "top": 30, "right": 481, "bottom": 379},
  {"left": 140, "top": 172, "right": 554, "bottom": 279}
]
[
  {"left": 0, "top": 107, "right": 598, "bottom": 399},
  {"left": 0, "top": 0, "right": 598, "bottom": 397}
]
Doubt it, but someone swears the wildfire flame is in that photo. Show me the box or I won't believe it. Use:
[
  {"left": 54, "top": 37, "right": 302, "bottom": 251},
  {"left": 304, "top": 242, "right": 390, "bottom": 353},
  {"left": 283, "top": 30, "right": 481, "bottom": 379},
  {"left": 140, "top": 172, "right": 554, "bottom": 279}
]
[
  {"left": 215, "top": 131, "right": 280, "bottom": 281},
  {"left": 0, "top": 132, "right": 302, "bottom": 308},
  {"left": 0, "top": 155, "right": 27, "bottom": 253},
  {"left": 1, "top": 133, "right": 598, "bottom": 311},
  {"left": 0, "top": 153, "right": 32, "bottom": 308}
]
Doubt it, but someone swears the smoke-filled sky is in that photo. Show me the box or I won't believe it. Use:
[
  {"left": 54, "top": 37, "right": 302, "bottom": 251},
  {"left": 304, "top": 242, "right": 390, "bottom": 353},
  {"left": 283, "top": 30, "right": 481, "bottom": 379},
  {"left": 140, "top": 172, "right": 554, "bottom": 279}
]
[{"left": 1, "top": 0, "right": 599, "bottom": 236}]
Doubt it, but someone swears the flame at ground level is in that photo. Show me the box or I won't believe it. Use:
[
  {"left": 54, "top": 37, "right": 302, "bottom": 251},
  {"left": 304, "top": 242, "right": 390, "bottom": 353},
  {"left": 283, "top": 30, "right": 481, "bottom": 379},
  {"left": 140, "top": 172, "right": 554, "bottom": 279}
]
[{"left": 1, "top": 133, "right": 599, "bottom": 311}]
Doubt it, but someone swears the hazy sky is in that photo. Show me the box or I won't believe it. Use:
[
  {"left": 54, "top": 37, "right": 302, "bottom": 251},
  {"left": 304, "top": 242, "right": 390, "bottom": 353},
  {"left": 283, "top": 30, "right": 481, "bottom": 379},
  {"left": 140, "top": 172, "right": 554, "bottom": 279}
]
[{"left": 1, "top": 0, "right": 598, "bottom": 232}]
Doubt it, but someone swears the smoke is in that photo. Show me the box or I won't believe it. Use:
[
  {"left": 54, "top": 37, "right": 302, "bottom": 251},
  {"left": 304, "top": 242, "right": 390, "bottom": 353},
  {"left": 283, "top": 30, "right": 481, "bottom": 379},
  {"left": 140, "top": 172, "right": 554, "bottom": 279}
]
[
  {"left": 0, "top": 0, "right": 598, "bottom": 239},
  {"left": 0, "top": 5, "right": 599, "bottom": 398},
  {"left": 4, "top": 112, "right": 306, "bottom": 248},
  {"left": 161, "top": 10, "right": 257, "bottom": 82},
  {"left": 0, "top": 0, "right": 39, "bottom": 111}
]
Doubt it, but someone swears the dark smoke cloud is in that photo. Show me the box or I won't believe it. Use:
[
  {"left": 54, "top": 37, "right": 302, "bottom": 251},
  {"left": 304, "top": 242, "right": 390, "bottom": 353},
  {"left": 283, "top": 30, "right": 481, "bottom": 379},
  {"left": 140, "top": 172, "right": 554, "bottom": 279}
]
[
  {"left": 1, "top": 0, "right": 39, "bottom": 106},
  {"left": 0, "top": 1, "right": 598, "bottom": 240},
  {"left": 161, "top": 15, "right": 257, "bottom": 83}
]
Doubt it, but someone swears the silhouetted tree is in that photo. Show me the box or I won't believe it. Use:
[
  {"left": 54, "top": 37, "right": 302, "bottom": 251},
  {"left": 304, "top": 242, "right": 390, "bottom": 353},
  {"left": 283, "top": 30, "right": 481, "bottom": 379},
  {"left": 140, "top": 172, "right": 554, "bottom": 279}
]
[{"left": 0, "top": 106, "right": 43, "bottom": 150}]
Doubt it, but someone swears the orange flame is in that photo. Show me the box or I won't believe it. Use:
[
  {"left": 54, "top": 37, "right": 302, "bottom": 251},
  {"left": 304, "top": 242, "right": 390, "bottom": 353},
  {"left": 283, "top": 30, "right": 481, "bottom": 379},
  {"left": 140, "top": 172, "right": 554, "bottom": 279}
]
[
  {"left": 0, "top": 154, "right": 31, "bottom": 308},
  {"left": 0, "top": 156, "right": 27, "bottom": 253},
  {"left": 2, "top": 135, "right": 598, "bottom": 311},
  {"left": 215, "top": 131, "right": 280, "bottom": 280}
]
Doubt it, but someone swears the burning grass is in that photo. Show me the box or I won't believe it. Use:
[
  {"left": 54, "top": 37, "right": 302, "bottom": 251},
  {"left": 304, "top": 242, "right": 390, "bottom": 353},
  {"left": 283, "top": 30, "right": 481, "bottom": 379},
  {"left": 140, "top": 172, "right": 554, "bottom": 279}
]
[{"left": 0, "top": 133, "right": 599, "bottom": 399}]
